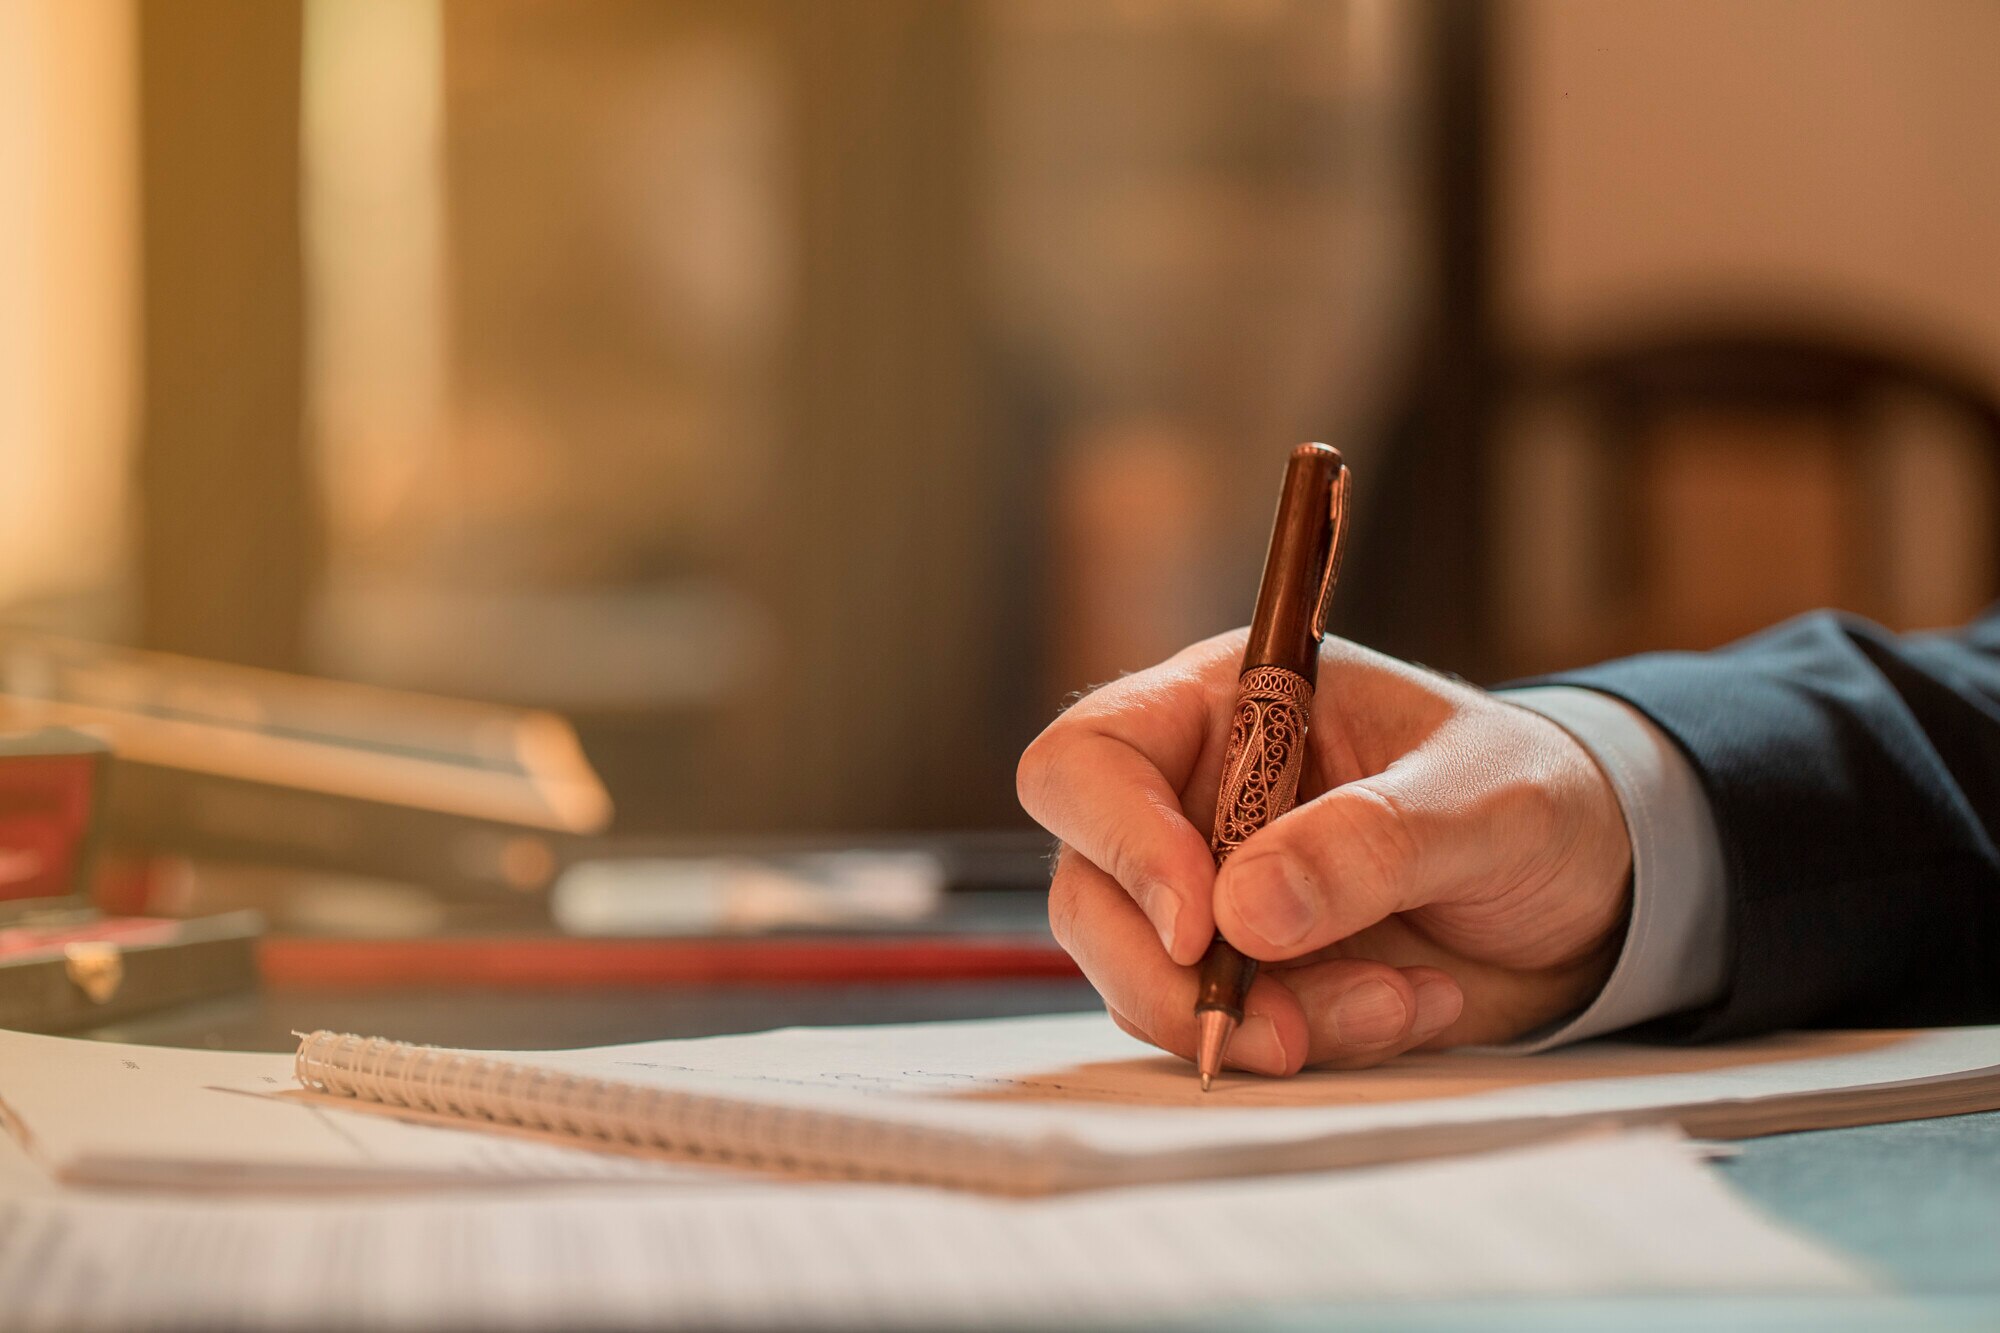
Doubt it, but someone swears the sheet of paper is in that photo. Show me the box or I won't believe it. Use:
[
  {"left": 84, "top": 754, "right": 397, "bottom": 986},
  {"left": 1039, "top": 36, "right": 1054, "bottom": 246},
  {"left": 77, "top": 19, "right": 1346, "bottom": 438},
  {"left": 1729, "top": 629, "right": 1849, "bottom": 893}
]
[
  {"left": 0, "top": 1131, "right": 1864, "bottom": 1330},
  {"left": 344, "top": 1011, "right": 2000, "bottom": 1159},
  {"left": 0, "top": 1029, "right": 712, "bottom": 1188}
]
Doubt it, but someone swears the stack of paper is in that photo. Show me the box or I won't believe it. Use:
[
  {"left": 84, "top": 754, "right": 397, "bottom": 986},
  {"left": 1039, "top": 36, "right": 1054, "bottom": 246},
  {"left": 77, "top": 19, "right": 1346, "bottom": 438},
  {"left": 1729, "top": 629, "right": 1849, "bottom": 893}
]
[
  {"left": 0, "top": 1016, "right": 1890, "bottom": 1328},
  {"left": 0, "top": 1127, "right": 1862, "bottom": 1329}
]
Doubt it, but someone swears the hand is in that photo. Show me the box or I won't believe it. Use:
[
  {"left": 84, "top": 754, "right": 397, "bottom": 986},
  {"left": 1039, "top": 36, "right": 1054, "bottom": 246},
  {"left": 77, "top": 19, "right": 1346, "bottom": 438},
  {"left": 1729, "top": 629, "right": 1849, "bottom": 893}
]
[{"left": 1016, "top": 630, "right": 1633, "bottom": 1074}]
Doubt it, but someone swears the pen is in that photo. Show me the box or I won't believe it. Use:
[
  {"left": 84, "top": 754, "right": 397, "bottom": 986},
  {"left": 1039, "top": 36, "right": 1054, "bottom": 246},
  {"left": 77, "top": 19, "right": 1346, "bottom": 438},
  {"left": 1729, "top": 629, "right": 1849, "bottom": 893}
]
[{"left": 1195, "top": 443, "right": 1350, "bottom": 1090}]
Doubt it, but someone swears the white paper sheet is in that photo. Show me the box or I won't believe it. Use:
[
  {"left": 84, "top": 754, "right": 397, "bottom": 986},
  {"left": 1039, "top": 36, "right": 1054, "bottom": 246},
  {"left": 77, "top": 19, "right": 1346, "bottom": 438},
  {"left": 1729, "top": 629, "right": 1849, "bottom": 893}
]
[
  {"left": 0, "top": 1131, "right": 1864, "bottom": 1330},
  {"left": 0, "top": 1030, "right": 712, "bottom": 1188}
]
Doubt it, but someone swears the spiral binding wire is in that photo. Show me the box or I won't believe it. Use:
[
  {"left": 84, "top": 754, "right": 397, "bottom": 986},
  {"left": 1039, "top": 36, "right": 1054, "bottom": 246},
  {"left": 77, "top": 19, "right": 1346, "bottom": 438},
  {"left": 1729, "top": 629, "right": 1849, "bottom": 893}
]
[{"left": 293, "top": 1030, "right": 1065, "bottom": 1193}]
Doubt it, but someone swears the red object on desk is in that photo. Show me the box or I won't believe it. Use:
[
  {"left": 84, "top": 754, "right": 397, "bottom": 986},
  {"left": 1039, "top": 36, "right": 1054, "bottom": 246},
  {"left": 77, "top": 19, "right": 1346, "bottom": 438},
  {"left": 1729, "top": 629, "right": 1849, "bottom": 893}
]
[
  {"left": 260, "top": 935, "right": 1082, "bottom": 990},
  {"left": 0, "top": 740, "right": 104, "bottom": 904}
]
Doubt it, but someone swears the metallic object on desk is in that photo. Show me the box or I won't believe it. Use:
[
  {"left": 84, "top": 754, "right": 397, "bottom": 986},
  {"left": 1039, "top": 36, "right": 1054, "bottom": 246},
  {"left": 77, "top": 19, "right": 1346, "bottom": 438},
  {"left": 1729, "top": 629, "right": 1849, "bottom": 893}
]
[
  {"left": 1195, "top": 444, "right": 1350, "bottom": 1090},
  {"left": 0, "top": 911, "right": 263, "bottom": 1033}
]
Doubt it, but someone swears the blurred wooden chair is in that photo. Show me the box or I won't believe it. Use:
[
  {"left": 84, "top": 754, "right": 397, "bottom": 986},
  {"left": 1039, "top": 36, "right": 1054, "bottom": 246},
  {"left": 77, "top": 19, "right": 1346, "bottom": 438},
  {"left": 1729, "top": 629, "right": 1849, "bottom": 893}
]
[{"left": 1492, "top": 322, "right": 2000, "bottom": 676}]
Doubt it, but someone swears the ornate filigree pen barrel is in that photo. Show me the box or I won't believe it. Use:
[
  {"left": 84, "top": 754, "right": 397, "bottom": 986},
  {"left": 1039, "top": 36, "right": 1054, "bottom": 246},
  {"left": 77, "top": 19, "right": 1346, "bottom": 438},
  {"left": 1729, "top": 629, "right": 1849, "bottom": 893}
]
[{"left": 1195, "top": 443, "right": 1350, "bottom": 1090}]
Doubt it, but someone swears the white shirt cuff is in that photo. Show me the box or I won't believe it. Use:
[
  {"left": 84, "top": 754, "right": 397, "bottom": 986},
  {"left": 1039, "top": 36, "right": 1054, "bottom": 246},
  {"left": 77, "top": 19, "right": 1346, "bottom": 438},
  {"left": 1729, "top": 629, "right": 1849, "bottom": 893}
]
[{"left": 1493, "top": 686, "right": 1730, "bottom": 1051}]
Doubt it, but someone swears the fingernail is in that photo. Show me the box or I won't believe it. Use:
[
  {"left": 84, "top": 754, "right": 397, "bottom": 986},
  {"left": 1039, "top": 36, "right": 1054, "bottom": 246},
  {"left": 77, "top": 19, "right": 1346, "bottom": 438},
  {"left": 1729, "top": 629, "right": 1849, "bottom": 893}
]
[
  {"left": 1330, "top": 980, "right": 1408, "bottom": 1047},
  {"left": 1411, "top": 974, "right": 1463, "bottom": 1041},
  {"left": 1228, "top": 855, "right": 1316, "bottom": 948},
  {"left": 1225, "top": 1014, "right": 1289, "bottom": 1075},
  {"left": 1135, "top": 880, "right": 1181, "bottom": 957}
]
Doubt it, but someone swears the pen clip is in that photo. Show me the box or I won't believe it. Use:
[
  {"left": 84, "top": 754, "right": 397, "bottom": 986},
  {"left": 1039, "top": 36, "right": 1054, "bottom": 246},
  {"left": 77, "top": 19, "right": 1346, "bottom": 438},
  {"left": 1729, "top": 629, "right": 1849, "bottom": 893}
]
[{"left": 1309, "top": 465, "right": 1350, "bottom": 641}]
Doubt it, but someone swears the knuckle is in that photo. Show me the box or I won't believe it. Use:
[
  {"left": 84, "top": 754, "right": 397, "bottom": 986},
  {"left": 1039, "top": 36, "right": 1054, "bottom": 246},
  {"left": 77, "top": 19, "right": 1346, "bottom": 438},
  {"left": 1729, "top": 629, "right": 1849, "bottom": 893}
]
[
  {"left": 1045, "top": 871, "right": 1085, "bottom": 951},
  {"left": 1332, "top": 784, "right": 1421, "bottom": 910},
  {"left": 1099, "top": 810, "right": 1165, "bottom": 894},
  {"left": 1014, "top": 730, "right": 1061, "bottom": 816},
  {"left": 1016, "top": 721, "right": 1093, "bottom": 826}
]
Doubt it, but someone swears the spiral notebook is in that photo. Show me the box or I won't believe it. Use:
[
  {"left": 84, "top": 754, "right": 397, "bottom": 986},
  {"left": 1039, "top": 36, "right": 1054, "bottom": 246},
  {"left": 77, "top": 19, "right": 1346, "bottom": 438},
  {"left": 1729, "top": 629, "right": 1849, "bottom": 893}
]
[{"left": 269, "top": 1013, "right": 2000, "bottom": 1195}]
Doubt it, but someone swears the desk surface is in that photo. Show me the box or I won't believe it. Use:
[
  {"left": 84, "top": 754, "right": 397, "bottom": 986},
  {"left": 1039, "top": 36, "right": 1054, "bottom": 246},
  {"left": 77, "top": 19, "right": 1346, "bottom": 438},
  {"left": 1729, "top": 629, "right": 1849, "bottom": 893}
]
[{"left": 76, "top": 981, "right": 2000, "bottom": 1330}]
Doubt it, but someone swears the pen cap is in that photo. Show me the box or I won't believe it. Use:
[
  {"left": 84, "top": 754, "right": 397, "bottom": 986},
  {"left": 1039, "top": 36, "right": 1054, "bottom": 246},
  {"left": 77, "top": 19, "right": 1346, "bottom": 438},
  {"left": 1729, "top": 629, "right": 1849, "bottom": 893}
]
[{"left": 1242, "top": 443, "right": 1343, "bottom": 680}]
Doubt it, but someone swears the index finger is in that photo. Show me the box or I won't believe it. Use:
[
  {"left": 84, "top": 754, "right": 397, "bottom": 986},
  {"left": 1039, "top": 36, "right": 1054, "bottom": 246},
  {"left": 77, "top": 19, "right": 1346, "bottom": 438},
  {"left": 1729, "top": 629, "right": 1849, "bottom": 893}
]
[{"left": 1015, "top": 632, "right": 1243, "bottom": 965}]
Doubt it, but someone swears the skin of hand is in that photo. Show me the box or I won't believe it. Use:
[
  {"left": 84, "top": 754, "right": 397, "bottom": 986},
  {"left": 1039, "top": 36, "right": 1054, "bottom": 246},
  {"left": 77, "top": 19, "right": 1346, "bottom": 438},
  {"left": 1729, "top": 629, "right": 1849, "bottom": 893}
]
[{"left": 1016, "top": 630, "right": 1634, "bottom": 1075}]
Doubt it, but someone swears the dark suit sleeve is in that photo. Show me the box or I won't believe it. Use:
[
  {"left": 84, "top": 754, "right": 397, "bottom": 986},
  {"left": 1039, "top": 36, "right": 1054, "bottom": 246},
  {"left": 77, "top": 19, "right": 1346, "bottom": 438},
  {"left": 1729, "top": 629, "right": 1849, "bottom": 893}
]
[{"left": 1540, "top": 609, "right": 2000, "bottom": 1039}]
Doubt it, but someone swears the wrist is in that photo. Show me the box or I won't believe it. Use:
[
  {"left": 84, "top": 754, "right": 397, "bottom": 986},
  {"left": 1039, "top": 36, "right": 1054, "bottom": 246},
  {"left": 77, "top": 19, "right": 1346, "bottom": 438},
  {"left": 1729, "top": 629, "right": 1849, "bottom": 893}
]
[{"left": 1494, "top": 685, "right": 1731, "bottom": 1050}]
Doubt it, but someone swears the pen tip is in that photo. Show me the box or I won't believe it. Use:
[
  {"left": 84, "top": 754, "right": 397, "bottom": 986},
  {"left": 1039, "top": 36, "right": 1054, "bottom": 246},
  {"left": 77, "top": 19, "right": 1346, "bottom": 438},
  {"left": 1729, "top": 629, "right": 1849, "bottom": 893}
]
[{"left": 1195, "top": 1008, "right": 1236, "bottom": 1094}]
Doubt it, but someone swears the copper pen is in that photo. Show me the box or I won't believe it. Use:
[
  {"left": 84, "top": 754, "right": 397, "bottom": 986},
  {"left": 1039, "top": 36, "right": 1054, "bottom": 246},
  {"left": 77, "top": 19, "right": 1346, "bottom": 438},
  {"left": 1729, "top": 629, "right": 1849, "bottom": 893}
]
[{"left": 1195, "top": 443, "right": 1350, "bottom": 1090}]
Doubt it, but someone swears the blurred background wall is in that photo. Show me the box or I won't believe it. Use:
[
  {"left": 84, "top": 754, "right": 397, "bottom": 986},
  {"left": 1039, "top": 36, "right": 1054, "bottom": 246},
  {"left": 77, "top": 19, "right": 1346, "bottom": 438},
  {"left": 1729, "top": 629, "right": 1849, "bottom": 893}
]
[
  {"left": 1487, "top": 0, "right": 2000, "bottom": 670},
  {"left": 0, "top": 0, "right": 139, "bottom": 638},
  {"left": 1504, "top": 0, "right": 2000, "bottom": 359},
  {"left": 3, "top": 0, "right": 1997, "bottom": 837}
]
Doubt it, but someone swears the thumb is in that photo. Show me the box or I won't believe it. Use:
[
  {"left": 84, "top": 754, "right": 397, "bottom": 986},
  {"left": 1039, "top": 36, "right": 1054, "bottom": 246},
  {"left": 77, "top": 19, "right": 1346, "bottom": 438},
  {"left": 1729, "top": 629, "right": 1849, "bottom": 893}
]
[{"left": 1212, "top": 749, "right": 1500, "bottom": 960}]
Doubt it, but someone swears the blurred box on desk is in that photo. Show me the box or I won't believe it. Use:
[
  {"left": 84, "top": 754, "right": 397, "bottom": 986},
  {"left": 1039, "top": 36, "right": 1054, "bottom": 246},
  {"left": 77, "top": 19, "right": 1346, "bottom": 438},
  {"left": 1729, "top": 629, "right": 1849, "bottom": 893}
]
[{"left": 0, "top": 635, "right": 613, "bottom": 902}]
